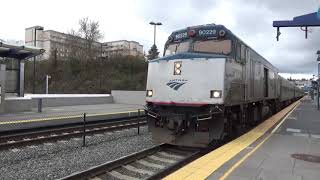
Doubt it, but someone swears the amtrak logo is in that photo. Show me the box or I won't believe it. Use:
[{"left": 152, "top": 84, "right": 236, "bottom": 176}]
[{"left": 166, "top": 79, "right": 188, "bottom": 90}]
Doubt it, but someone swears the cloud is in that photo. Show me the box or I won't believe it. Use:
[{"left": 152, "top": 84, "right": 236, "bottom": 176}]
[{"left": 0, "top": 0, "right": 319, "bottom": 76}]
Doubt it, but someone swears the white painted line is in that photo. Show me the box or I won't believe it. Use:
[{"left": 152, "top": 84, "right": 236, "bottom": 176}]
[
  {"left": 311, "top": 134, "right": 320, "bottom": 139},
  {"left": 287, "top": 116, "right": 297, "bottom": 120},
  {"left": 137, "top": 160, "right": 165, "bottom": 169},
  {"left": 23, "top": 138, "right": 31, "bottom": 141},
  {"left": 108, "top": 170, "right": 139, "bottom": 180},
  {"left": 286, "top": 128, "right": 301, "bottom": 133},
  {"left": 123, "top": 165, "right": 154, "bottom": 175},
  {"left": 11, "top": 148, "right": 20, "bottom": 152},
  {"left": 38, "top": 136, "right": 45, "bottom": 139},
  {"left": 7, "top": 140, "right": 15, "bottom": 143},
  {"left": 50, "top": 134, "right": 58, "bottom": 137},
  {"left": 149, "top": 155, "right": 177, "bottom": 164},
  {"left": 62, "top": 133, "right": 70, "bottom": 135},
  {"left": 158, "top": 152, "right": 184, "bottom": 159},
  {"left": 51, "top": 108, "right": 63, "bottom": 111},
  {"left": 73, "top": 131, "right": 80, "bottom": 133},
  {"left": 246, "top": 146, "right": 254, "bottom": 149},
  {"left": 93, "top": 128, "right": 100, "bottom": 130},
  {"left": 292, "top": 133, "right": 309, "bottom": 137}
]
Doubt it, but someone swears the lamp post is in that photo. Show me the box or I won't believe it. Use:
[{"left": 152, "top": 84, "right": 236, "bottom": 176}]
[
  {"left": 317, "top": 50, "right": 320, "bottom": 110},
  {"left": 149, "top": 22, "right": 162, "bottom": 46},
  {"left": 33, "top": 26, "right": 44, "bottom": 94}
]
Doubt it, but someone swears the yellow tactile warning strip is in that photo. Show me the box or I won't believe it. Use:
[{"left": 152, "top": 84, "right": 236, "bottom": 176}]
[
  {"left": 0, "top": 110, "right": 143, "bottom": 125},
  {"left": 164, "top": 100, "right": 300, "bottom": 180}
]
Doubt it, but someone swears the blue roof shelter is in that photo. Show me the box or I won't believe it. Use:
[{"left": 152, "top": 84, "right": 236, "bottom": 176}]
[{"left": 273, "top": 12, "right": 320, "bottom": 40}]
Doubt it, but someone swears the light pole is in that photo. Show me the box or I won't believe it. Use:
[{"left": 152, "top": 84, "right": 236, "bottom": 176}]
[
  {"left": 33, "top": 26, "right": 44, "bottom": 94},
  {"left": 317, "top": 50, "right": 320, "bottom": 110},
  {"left": 45, "top": 75, "right": 51, "bottom": 94},
  {"left": 149, "top": 22, "right": 162, "bottom": 46}
]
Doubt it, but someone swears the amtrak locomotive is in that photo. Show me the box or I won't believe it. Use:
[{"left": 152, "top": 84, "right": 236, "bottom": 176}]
[{"left": 145, "top": 24, "right": 304, "bottom": 147}]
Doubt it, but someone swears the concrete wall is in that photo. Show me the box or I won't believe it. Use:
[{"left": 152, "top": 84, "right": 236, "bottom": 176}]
[
  {"left": 4, "top": 95, "right": 113, "bottom": 113},
  {"left": 5, "top": 98, "right": 32, "bottom": 113},
  {"left": 30, "top": 96, "right": 113, "bottom": 107},
  {"left": 111, "top": 90, "right": 146, "bottom": 105},
  {"left": 0, "top": 64, "right": 6, "bottom": 113},
  {"left": 3, "top": 91, "right": 145, "bottom": 114}
]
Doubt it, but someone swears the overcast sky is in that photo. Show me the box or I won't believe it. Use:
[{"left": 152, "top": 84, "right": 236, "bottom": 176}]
[{"left": 1, "top": 0, "right": 320, "bottom": 79}]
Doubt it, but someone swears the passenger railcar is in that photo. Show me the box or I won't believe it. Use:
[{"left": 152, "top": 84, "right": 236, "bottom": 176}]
[{"left": 145, "top": 24, "right": 303, "bottom": 147}]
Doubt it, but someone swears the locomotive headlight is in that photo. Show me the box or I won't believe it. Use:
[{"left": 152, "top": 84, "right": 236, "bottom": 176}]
[
  {"left": 210, "top": 90, "right": 222, "bottom": 98},
  {"left": 174, "top": 61, "right": 182, "bottom": 75},
  {"left": 175, "top": 69, "right": 181, "bottom": 74},
  {"left": 146, "top": 90, "right": 153, "bottom": 97}
]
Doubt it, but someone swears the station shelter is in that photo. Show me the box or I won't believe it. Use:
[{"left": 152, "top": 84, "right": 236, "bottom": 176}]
[{"left": 0, "top": 42, "right": 44, "bottom": 113}]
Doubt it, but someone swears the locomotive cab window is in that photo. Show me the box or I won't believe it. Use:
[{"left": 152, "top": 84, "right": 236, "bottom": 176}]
[
  {"left": 165, "top": 41, "right": 190, "bottom": 56},
  {"left": 193, "top": 40, "right": 231, "bottom": 55}
]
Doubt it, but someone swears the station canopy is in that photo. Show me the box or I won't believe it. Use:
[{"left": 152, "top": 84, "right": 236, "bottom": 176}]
[
  {"left": 273, "top": 12, "right": 320, "bottom": 27},
  {"left": 0, "top": 42, "right": 45, "bottom": 60},
  {"left": 273, "top": 12, "right": 320, "bottom": 40}
]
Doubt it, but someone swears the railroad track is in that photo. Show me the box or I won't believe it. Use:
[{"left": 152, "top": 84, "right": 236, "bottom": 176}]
[
  {"left": 0, "top": 118, "right": 146, "bottom": 150},
  {"left": 60, "top": 144, "right": 202, "bottom": 180}
]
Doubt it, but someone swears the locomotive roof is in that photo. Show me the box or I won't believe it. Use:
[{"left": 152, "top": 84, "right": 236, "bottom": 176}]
[{"left": 166, "top": 24, "right": 278, "bottom": 72}]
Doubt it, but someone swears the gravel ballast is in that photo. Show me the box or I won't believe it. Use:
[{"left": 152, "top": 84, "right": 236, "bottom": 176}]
[{"left": 0, "top": 127, "right": 156, "bottom": 180}]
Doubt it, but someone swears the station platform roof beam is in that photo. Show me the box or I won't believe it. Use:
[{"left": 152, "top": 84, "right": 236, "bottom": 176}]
[
  {"left": 0, "top": 42, "right": 45, "bottom": 60},
  {"left": 273, "top": 12, "right": 320, "bottom": 41}
]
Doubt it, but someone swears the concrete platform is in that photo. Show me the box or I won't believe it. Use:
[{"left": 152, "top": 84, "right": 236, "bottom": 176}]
[
  {"left": 165, "top": 97, "right": 320, "bottom": 180},
  {"left": 0, "top": 103, "right": 144, "bottom": 133}
]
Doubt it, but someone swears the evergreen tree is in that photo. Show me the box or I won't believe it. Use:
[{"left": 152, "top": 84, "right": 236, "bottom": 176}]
[{"left": 147, "top": 44, "right": 160, "bottom": 60}]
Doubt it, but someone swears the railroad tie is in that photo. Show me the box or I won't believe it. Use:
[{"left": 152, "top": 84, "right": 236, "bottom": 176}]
[
  {"left": 137, "top": 160, "right": 165, "bottom": 169},
  {"left": 108, "top": 170, "right": 140, "bottom": 180},
  {"left": 123, "top": 165, "right": 154, "bottom": 175},
  {"left": 149, "top": 155, "right": 177, "bottom": 164},
  {"left": 158, "top": 152, "right": 184, "bottom": 159},
  {"left": 89, "top": 177, "right": 103, "bottom": 180}
]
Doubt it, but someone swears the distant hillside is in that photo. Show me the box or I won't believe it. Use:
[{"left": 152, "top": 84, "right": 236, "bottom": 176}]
[{"left": 24, "top": 56, "right": 148, "bottom": 94}]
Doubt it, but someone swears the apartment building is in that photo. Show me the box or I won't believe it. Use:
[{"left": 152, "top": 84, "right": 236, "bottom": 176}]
[{"left": 25, "top": 26, "right": 143, "bottom": 60}]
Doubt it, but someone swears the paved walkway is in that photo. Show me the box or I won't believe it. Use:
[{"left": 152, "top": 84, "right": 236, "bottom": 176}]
[{"left": 210, "top": 97, "right": 320, "bottom": 180}]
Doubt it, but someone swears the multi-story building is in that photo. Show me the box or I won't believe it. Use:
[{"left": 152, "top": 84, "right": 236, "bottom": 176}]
[
  {"left": 25, "top": 26, "right": 144, "bottom": 60},
  {"left": 102, "top": 40, "right": 143, "bottom": 58}
]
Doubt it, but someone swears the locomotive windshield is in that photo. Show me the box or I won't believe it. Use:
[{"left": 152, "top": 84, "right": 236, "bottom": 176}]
[
  {"left": 193, "top": 40, "right": 231, "bottom": 55},
  {"left": 164, "top": 39, "right": 231, "bottom": 56},
  {"left": 165, "top": 41, "right": 190, "bottom": 56},
  {"left": 164, "top": 25, "right": 233, "bottom": 56}
]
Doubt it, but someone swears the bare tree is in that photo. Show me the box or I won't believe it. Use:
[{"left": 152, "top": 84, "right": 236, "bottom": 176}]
[{"left": 65, "top": 17, "right": 103, "bottom": 63}]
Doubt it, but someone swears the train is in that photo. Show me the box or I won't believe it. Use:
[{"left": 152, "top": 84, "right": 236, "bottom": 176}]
[{"left": 145, "top": 24, "right": 304, "bottom": 147}]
